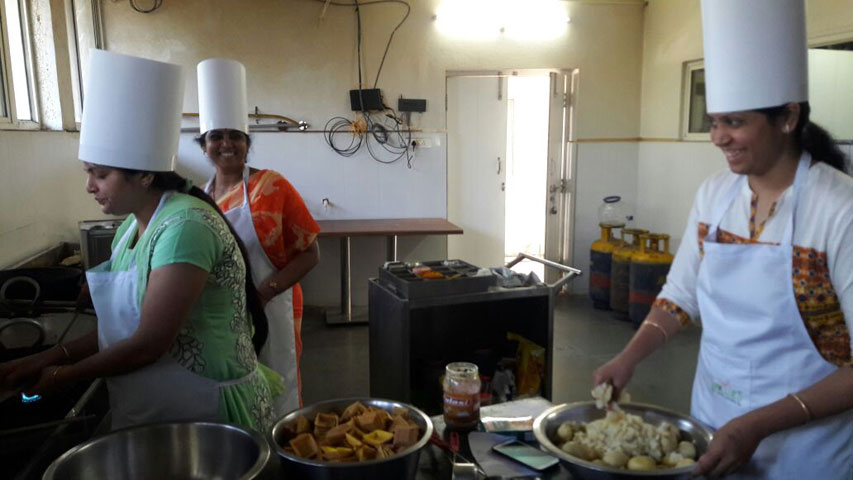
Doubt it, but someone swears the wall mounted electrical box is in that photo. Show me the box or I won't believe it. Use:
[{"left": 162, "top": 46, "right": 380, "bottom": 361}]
[
  {"left": 350, "top": 89, "right": 384, "bottom": 111},
  {"left": 398, "top": 98, "right": 427, "bottom": 112}
]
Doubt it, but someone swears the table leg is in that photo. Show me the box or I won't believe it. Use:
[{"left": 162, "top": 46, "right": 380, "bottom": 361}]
[{"left": 325, "top": 236, "right": 368, "bottom": 325}]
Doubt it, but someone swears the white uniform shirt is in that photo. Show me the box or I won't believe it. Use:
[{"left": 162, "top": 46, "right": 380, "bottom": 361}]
[{"left": 656, "top": 161, "right": 853, "bottom": 367}]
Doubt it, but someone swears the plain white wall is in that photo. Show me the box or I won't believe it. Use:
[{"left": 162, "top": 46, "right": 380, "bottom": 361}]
[
  {"left": 0, "top": 0, "right": 647, "bottom": 308},
  {"left": 635, "top": 0, "right": 853, "bottom": 264}
]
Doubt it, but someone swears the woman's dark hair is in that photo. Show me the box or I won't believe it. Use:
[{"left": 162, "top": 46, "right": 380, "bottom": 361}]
[
  {"left": 193, "top": 130, "right": 252, "bottom": 149},
  {"left": 755, "top": 102, "right": 848, "bottom": 173},
  {"left": 120, "top": 168, "right": 268, "bottom": 353}
]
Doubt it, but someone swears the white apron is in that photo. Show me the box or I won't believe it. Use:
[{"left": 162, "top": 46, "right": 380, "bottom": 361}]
[
  {"left": 86, "top": 192, "right": 256, "bottom": 430},
  {"left": 206, "top": 168, "right": 299, "bottom": 416},
  {"left": 692, "top": 154, "right": 853, "bottom": 479}
]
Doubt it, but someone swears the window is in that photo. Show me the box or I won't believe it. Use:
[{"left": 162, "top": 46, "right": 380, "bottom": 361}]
[
  {"left": 681, "top": 60, "right": 710, "bottom": 140},
  {"left": 68, "top": 0, "right": 104, "bottom": 124},
  {"left": 0, "top": 0, "right": 38, "bottom": 127}
]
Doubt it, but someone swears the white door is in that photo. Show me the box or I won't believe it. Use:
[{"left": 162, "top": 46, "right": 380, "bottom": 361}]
[
  {"left": 447, "top": 75, "right": 508, "bottom": 268},
  {"left": 543, "top": 70, "right": 576, "bottom": 283}
]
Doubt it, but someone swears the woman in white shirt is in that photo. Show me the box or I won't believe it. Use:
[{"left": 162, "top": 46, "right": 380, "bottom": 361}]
[{"left": 594, "top": 1, "right": 853, "bottom": 478}]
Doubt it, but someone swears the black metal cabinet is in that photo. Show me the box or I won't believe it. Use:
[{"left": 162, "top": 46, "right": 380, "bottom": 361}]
[{"left": 368, "top": 279, "right": 554, "bottom": 415}]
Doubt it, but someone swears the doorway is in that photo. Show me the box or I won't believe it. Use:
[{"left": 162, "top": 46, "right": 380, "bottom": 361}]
[{"left": 447, "top": 69, "right": 576, "bottom": 282}]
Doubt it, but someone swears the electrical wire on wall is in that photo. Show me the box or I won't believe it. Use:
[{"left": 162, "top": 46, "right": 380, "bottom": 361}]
[
  {"left": 130, "top": 0, "right": 164, "bottom": 14},
  {"left": 311, "top": 0, "right": 415, "bottom": 167}
]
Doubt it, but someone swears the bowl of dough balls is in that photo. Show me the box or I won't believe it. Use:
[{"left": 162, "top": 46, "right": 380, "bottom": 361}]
[{"left": 532, "top": 401, "right": 714, "bottom": 479}]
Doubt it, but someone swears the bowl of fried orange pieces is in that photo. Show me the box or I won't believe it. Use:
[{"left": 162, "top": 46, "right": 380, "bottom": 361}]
[{"left": 270, "top": 397, "right": 434, "bottom": 479}]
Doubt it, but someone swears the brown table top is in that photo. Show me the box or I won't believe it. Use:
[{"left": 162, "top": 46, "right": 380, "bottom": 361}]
[{"left": 317, "top": 218, "right": 463, "bottom": 237}]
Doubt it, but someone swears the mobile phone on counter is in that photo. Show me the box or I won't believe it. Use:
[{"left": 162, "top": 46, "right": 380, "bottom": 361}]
[{"left": 491, "top": 439, "right": 559, "bottom": 471}]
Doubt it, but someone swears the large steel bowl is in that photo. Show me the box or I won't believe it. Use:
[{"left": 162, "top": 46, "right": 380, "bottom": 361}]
[
  {"left": 42, "top": 422, "right": 271, "bottom": 480},
  {"left": 533, "top": 401, "right": 714, "bottom": 480},
  {"left": 270, "top": 397, "right": 434, "bottom": 480}
]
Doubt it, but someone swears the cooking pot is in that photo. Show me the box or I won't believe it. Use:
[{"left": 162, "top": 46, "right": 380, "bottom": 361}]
[
  {"left": 42, "top": 422, "right": 271, "bottom": 480},
  {"left": 270, "top": 397, "right": 434, "bottom": 480}
]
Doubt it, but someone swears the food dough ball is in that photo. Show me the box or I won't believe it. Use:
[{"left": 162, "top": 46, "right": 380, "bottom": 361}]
[
  {"left": 677, "top": 440, "right": 696, "bottom": 459},
  {"left": 562, "top": 440, "right": 596, "bottom": 461},
  {"left": 627, "top": 456, "right": 657, "bottom": 471},
  {"left": 663, "top": 451, "right": 684, "bottom": 467},
  {"left": 602, "top": 449, "right": 629, "bottom": 468},
  {"left": 675, "top": 458, "right": 696, "bottom": 468},
  {"left": 591, "top": 383, "right": 613, "bottom": 409},
  {"left": 556, "top": 422, "right": 575, "bottom": 442}
]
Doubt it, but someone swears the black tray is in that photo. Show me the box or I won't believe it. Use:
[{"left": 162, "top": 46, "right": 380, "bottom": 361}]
[{"left": 379, "top": 259, "right": 496, "bottom": 299}]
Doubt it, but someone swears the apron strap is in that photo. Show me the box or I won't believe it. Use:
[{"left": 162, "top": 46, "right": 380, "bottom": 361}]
[
  {"left": 111, "top": 191, "right": 173, "bottom": 264},
  {"left": 204, "top": 167, "right": 250, "bottom": 210},
  {"left": 705, "top": 152, "right": 811, "bottom": 246}
]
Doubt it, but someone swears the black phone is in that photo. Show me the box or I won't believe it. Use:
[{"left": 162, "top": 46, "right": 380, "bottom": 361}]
[{"left": 491, "top": 439, "right": 559, "bottom": 471}]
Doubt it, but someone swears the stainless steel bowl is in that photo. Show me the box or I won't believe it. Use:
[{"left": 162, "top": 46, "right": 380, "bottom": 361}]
[
  {"left": 270, "top": 397, "right": 434, "bottom": 480},
  {"left": 42, "top": 422, "right": 271, "bottom": 480},
  {"left": 533, "top": 401, "right": 714, "bottom": 480}
]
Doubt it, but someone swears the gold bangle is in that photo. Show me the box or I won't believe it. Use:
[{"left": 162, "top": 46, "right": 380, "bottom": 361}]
[
  {"left": 58, "top": 343, "right": 71, "bottom": 362},
  {"left": 788, "top": 393, "right": 812, "bottom": 422},
  {"left": 643, "top": 320, "right": 669, "bottom": 342}
]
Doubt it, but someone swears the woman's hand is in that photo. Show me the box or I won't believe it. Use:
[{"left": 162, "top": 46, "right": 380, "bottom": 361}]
[
  {"left": 592, "top": 354, "right": 635, "bottom": 400},
  {"left": 693, "top": 415, "right": 762, "bottom": 477},
  {"left": 24, "top": 366, "right": 68, "bottom": 397},
  {"left": 0, "top": 353, "right": 53, "bottom": 392}
]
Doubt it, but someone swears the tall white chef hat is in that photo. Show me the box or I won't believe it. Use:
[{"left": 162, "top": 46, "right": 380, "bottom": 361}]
[
  {"left": 197, "top": 58, "right": 249, "bottom": 135},
  {"left": 79, "top": 49, "right": 185, "bottom": 172},
  {"left": 701, "top": 0, "right": 808, "bottom": 114}
]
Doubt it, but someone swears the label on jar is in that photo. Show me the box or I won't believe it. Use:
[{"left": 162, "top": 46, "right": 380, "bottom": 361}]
[{"left": 443, "top": 392, "right": 481, "bottom": 427}]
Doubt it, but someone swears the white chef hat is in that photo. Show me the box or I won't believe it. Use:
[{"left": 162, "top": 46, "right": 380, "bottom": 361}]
[
  {"left": 701, "top": 0, "right": 808, "bottom": 114},
  {"left": 197, "top": 58, "right": 249, "bottom": 135},
  {"left": 78, "top": 49, "right": 185, "bottom": 172}
]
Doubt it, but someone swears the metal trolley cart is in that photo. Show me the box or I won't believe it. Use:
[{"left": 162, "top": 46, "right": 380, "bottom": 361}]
[{"left": 368, "top": 254, "right": 581, "bottom": 415}]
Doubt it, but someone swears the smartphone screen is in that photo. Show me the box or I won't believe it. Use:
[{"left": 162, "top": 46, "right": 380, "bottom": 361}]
[{"left": 492, "top": 439, "right": 559, "bottom": 471}]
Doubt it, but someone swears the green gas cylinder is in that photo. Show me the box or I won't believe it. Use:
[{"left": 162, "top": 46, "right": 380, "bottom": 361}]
[
  {"left": 629, "top": 233, "right": 674, "bottom": 326},
  {"left": 610, "top": 228, "right": 648, "bottom": 316}
]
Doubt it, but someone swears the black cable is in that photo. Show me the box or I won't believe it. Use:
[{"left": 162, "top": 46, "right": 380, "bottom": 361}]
[
  {"left": 130, "top": 0, "right": 163, "bottom": 13},
  {"left": 308, "top": 0, "right": 411, "bottom": 89}
]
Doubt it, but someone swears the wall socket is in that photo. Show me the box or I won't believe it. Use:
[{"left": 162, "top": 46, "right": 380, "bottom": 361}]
[{"left": 412, "top": 137, "right": 440, "bottom": 149}]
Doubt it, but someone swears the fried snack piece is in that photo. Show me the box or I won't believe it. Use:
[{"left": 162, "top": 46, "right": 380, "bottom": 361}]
[
  {"left": 325, "top": 423, "right": 354, "bottom": 446},
  {"left": 290, "top": 433, "right": 320, "bottom": 459},
  {"left": 362, "top": 429, "right": 394, "bottom": 447},
  {"left": 314, "top": 412, "right": 339, "bottom": 438},
  {"left": 392, "top": 422, "right": 420, "bottom": 449},
  {"left": 356, "top": 411, "right": 387, "bottom": 432},
  {"left": 295, "top": 415, "right": 311, "bottom": 434},
  {"left": 357, "top": 444, "right": 378, "bottom": 461},
  {"left": 345, "top": 432, "right": 363, "bottom": 449},
  {"left": 321, "top": 446, "right": 354, "bottom": 461},
  {"left": 341, "top": 402, "right": 368, "bottom": 422}
]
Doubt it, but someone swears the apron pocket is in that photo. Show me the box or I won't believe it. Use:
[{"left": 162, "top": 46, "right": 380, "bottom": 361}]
[{"left": 694, "top": 343, "right": 753, "bottom": 425}]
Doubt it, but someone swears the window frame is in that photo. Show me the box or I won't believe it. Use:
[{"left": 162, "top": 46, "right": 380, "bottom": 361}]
[
  {"left": 680, "top": 60, "right": 710, "bottom": 141},
  {"left": 68, "top": 0, "right": 105, "bottom": 127},
  {"left": 0, "top": 0, "right": 40, "bottom": 130}
]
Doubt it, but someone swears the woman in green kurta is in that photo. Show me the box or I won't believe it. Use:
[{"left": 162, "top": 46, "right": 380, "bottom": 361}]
[
  {"left": 107, "top": 185, "right": 278, "bottom": 429},
  {"left": 0, "top": 50, "right": 281, "bottom": 432}
]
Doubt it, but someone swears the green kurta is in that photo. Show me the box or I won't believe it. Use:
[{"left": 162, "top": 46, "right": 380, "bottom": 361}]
[{"left": 110, "top": 192, "right": 276, "bottom": 430}]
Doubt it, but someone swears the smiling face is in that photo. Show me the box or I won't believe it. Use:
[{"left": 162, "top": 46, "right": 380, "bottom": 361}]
[
  {"left": 708, "top": 109, "right": 794, "bottom": 176},
  {"left": 201, "top": 129, "right": 249, "bottom": 174},
  {"left": 83, "top": 163, "right": 150, "bottom": 215}
]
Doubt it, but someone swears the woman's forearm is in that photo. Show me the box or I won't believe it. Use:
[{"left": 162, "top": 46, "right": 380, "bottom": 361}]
[
  {"left": 57, "top": 332, "right": 167, "bottom": 385},
  {"left": 261, "top": 240, "right": 319, "bottom": 296},
  {"left": 745, "top": 366, "right": 853, "bottom": 440},
  {"left": 617, "top": 306, "right": 682, "bottom": 366}
]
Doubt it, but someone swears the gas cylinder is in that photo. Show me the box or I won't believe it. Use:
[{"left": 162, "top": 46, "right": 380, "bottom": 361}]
[
  {"left": 629, "top": 233, "right": 674, "bottom": 326},
  {"left": 589, "top": 224, "right": 623, "bottom": 309},
  {"left": 610, "top": 228, "right": 648, "bottom": 316}
]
